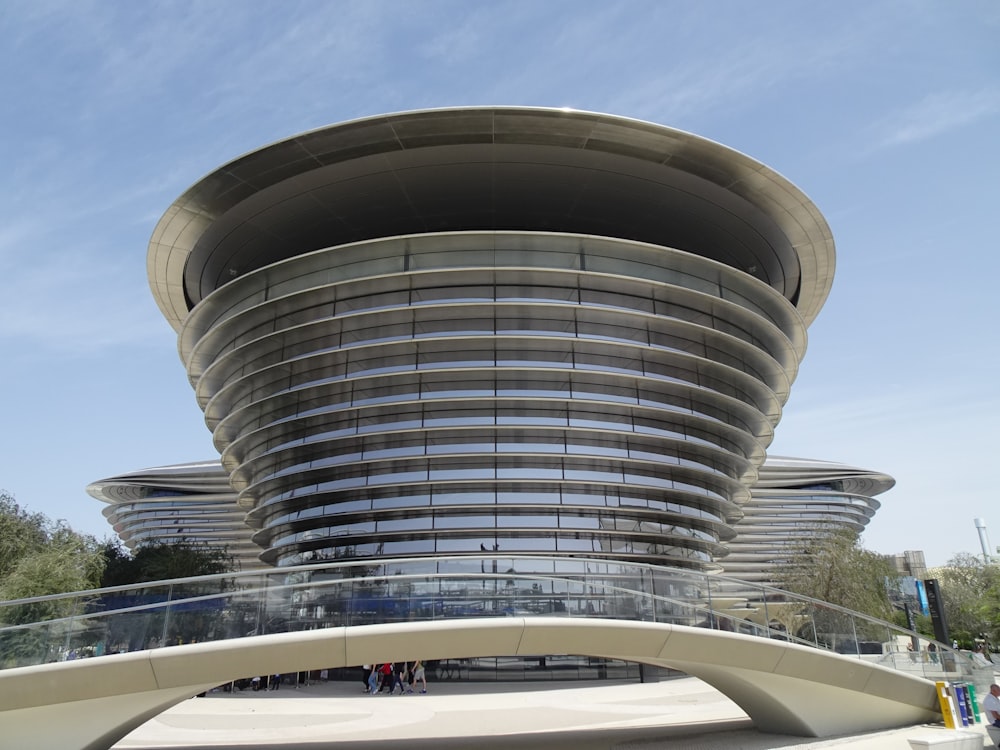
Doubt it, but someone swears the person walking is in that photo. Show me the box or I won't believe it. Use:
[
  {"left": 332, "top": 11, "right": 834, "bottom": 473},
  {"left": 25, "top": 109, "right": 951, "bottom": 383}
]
[
  {"left": 389, "top": 662, "right": 407, "bottom": 694},
  {"left": 378, "top": 662, "right": 394, "bottom": 693},
  {"left": 410, "top": 659, "right": 427, "bottom": 693}
]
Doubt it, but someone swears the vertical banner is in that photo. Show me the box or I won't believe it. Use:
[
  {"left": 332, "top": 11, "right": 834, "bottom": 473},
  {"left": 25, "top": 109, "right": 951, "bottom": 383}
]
[
  {"left": 915, "top": 579, "right": 930, "bottom": 615},
  {"left": 923, "top": 579, "right": 950, "bottom": 644}
]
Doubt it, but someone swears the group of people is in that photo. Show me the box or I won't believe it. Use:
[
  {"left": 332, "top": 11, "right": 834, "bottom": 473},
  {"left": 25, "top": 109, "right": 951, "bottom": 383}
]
[
  {"left": 363, "top": 661, "right": 427, "bottom": 695},
  {"left": 905, "top": 641, "right": 939, "bottom": 663}
]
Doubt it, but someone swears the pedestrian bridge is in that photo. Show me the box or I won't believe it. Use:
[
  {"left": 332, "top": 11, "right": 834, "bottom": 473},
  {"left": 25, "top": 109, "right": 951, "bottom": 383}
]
[{"left": 0, "top": 556, "right": 983, "bottom": 750}]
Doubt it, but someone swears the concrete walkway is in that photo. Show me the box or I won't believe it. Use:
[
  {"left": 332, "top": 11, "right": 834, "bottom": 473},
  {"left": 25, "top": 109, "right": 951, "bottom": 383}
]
[{"left": 110, "top": 677, "right": 996, "bottom": 750}]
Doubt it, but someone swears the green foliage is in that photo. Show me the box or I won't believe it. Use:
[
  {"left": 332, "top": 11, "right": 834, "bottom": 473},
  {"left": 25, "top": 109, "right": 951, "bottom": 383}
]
[
  {"left": 0, "top": 491, "right": 106, "bottom": 623},
  {"left": 2, "top": 537, "right": 103, "bottom": 600},
  {"left": 0, "top": 490, "right": 50, "bottom": 581},
  {"left": 933, "top": 553, "right": 1000, "bottom": 647},
  {"left": 99, "top": 539, "right": 235, "bottom": 587},
  {"left": 97, "top": 539, "right": 134, "bottom": 587},
  {"left": 1, "top": 489, "right": 235, "bottom": 602},
  {"left": 0, "top": 626, "right": 50, "bottom": 666},
  {"left": 94, "top": 540, "right": 238, "bottom": 648},
  {"left": 0, "top": 497, "right": 236, "bottom": 665},
  {"left": 890, "top": 608, "right": 934, "bottom": 640},
  {"left": 775, "top": 528, "right": 899, "bottom": 620}
]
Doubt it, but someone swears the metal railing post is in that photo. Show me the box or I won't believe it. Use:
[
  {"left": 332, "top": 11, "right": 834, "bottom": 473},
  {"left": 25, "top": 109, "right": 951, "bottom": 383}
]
[
  {"left": 647, "top": 568, "right": 657, "bottom": 623},
  {"left": 62, "top": 617, "right": 73, "bottom": 659},
  {"left": 160, "top": 584, "right": 173, "bottom": 646},
  {"left": 703, "top": 571, "right": 714, "bottom": 627},
  {"left": 760, "top": 584, "right": 770, "bottom": 638}
]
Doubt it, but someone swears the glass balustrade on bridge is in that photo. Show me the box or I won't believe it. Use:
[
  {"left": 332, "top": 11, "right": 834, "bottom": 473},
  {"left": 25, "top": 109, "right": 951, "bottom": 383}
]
[{"left": 0, "top": 556, "right": 990, "bottom": 690}]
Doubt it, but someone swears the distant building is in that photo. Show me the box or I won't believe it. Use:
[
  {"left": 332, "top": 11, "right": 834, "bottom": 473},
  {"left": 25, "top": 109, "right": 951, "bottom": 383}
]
[
  {"left": 884, "top": 550, "right": 930, "bottom": 617},
  {"left": 87, "top": 460, "right": 267, "bottom": 569},
  {"left": 890, "top": 550, "right": 929, "bottom": 579},
  {"left": 721, "top": 456, "right": 893, "bottom": 585}
]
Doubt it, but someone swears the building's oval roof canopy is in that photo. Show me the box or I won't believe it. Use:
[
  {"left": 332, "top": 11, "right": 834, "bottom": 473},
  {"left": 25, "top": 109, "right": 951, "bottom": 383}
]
[
  {"left": 148, "top": 106, "right": 835, "bottom": 332},
  {"left": 758, "top": 455, "right": 896, "bottom": 496}
]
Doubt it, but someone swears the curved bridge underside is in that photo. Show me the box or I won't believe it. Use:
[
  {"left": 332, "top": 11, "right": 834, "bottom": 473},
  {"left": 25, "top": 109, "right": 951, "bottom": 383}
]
[{"left": 0, "top": 617, "right": 941, "bottom": 750}]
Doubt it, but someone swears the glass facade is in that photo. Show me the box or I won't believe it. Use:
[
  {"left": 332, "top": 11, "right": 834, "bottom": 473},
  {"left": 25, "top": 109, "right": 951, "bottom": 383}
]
[
  {"left": 89, "top": 455, "right": 894, "bottom": 580},
  {"left": 177, "top": 232, "right": 805, "bottom": 568}
]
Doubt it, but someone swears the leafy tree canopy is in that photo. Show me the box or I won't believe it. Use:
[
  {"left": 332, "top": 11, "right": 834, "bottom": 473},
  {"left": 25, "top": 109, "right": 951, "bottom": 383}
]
[
  {"left": 2, "top": 490, "right": 235, "bottom": 596},
  {"left": 99, "top": 539, "right": 235, "bottom": 587},
  {"left": 0, "top": 490, "right": 52, "bottom": 581},
  {"left": 932, "top": 552, "right": 1000, "bottom": 648},
  {"left": 0, "top": 491, "right": 106, "bottom": 623},
  {"left": 775, "top": 528, "right": 899, "bottom": 620}
]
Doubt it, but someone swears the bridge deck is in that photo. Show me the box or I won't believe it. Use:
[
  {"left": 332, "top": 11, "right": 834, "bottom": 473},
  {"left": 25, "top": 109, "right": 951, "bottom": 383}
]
[{"left": 0, "top": 617, "right": 944, "bottom": 750}]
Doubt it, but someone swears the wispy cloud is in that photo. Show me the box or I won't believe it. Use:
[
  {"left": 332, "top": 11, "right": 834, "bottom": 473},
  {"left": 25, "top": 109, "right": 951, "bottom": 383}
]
[
  {"left": 773, "top": 378, "right": 1000, "bottom": 464},
  {"left": 417, "top": 12, "right": 487, "bottom": 66},
  {"left": 870, "top": 88, "right": 1000, "bottom": 149},
  {"left": 0, "top": 219, "right": 43, "bottom": 270},
  {"left": 0, "top": 235, "right": 165, "bottom": 354},
  {"left": 589, "top": 6, "right": 878, "bottom": 127}
]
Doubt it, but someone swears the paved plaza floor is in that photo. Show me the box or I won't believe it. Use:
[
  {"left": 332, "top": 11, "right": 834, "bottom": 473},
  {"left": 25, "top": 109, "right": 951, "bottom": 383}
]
[{"left": 112, "top": 676, "right": 996, "bottom": 750}]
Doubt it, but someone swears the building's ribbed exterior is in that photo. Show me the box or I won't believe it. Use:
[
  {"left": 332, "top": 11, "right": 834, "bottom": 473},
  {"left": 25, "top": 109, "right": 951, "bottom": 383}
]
[
  {"left": 720, "top": 456, "right": 892, "bottom": 585},
  {"left": 86, "top": 461, "right": 269, "bottom": 569},
  {"left": 86, "top": 456, "right": 894, "bottom": 578},
  {"left": 131, "top": 107, "right": 837, "bottom": 570}
]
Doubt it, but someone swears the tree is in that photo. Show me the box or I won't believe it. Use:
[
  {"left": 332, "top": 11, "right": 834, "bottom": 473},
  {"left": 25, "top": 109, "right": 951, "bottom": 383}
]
[
  {"left": 0, "top": 493, "right": 106, "bottom": 619},
  {"left": 0, "top": 491, "right": 107, "bottom": 670},
  {"left": 775, "top": 528, "right": 899, "bottom": 621},
  {"left": 0, "top": 494, "right": 237, "bottom": 663},
  {"left": 97, "top": 538, "right": 135, "bottom": 587},
  {"left": 100, "top": 540, "right": 238, "bottom": 648},
  {"left": 933, "top": 553, "right": 1000, "bottom": 648},
  {"left": 0, "top": 490, "right": 49, "bottom": 581},
  {"left": 2, "top": 526, "right": 104, "bottom": 599},
  {"left": 99, "top": 539, "right": 235, "bottom": 587}
]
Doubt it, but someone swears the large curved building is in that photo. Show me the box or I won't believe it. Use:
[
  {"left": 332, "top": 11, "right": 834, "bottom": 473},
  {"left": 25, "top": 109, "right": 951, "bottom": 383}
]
[{"left": 135, "top": 107, "right": 836, "bottom": 570}]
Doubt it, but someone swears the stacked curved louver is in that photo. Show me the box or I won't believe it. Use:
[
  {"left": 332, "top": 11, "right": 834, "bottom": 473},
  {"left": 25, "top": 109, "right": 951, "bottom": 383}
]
[
  {"left": 721, "top": 456, "right": 893, "bottom": 585},
  {"left": 86, "top": 461, "right": 266, "bottom": 568},
  {"left": 142, "top": 107, "right": 835, "bottom": 569},
  {"left": 87, "top": 456, "right": 894, "bottom": 577}
]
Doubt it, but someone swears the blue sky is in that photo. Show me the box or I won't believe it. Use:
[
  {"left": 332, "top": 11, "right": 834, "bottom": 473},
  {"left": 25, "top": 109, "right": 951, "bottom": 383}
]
[{"left": 1, "top": 0, "right": 997, "bottom": 568}]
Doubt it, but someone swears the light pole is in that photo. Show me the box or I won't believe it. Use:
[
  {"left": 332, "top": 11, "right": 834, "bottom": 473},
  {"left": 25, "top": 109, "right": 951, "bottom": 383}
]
[{"left": 974, "top": 518, "right": 993, "bottom": 564}]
